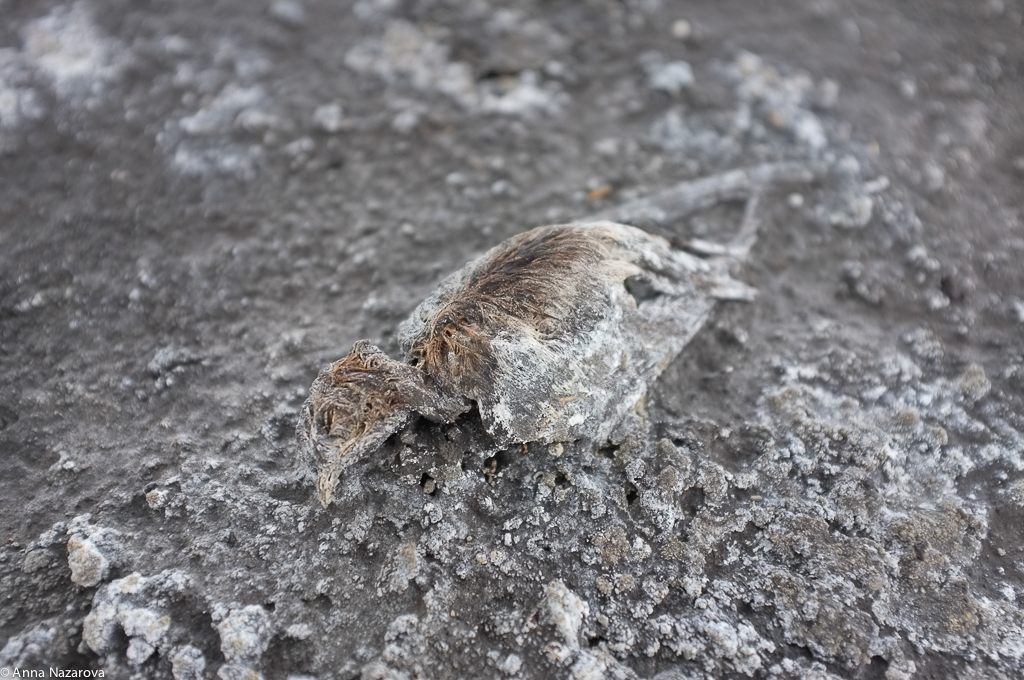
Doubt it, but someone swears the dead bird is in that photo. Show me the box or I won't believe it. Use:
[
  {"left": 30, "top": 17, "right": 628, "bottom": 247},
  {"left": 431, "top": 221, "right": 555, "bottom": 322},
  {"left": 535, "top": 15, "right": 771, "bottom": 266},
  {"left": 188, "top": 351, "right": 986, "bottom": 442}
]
[{"left": 299, "top": 162, "right": 823, "bottom": 507}]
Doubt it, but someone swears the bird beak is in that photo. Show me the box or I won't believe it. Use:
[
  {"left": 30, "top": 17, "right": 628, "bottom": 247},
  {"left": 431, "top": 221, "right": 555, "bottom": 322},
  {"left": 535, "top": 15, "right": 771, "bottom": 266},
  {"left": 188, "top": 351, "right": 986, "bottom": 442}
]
[
  {"left": 314, "top": 436, "right": 355, "bottom": 508},
  {"left": 317, "top": 465, "right": 340, "bottom": 508}
]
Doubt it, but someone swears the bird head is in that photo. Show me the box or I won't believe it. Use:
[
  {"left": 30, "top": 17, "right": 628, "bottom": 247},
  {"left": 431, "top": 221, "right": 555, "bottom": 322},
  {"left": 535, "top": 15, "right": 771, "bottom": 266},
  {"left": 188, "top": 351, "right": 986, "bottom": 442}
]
[{"left": 298, "top": 341, "right": 423, "bottom": 507}]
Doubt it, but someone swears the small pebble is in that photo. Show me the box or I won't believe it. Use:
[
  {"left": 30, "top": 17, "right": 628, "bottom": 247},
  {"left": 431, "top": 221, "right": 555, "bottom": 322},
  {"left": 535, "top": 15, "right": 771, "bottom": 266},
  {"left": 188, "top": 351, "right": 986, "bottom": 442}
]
[
  {"left": 313, "top": 103, "right": 344, "bottom": 133},
  {"left": 269, "top": 0, "right": 307, "bottom": 27},
  {"left": 899, "top": 79, "right": 917, "bottom": 100},
  {"left": 671, "top": 19, "right": 692, "bottom": 40}
]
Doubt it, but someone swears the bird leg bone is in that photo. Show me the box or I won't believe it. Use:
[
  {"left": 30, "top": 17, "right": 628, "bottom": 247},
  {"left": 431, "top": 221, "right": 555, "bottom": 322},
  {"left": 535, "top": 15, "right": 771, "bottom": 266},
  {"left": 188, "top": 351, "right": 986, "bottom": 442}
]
[{"left": 588, "top": 160, "right": 825, "bottom": 261}]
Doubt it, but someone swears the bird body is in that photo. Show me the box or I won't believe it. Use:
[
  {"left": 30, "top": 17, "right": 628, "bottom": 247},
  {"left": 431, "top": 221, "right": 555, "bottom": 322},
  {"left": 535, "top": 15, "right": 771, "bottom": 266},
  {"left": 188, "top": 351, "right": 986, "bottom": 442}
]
[
  {"left": 299, "top": 161, "right": 822, "bottom": 506},
  {"left": 397, "top": 221, "right": 745, "bottom": 445},
  {"left": 301, "top": 220, "right": 751, "bottom": 507}
]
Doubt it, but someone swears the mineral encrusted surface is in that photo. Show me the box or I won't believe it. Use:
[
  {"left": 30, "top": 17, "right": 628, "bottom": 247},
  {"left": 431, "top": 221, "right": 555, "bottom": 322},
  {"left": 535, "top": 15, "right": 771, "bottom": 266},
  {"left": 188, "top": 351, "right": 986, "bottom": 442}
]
[{"left": 2, "top": 1, "right": 1023, "bottom": 679}]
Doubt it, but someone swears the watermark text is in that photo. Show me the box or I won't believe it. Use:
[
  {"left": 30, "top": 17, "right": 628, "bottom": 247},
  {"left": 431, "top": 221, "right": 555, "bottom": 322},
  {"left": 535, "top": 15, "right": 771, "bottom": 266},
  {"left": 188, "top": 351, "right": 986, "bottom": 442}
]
[{"left": 0, "top": 669, "right": 105, "bottom": 678}]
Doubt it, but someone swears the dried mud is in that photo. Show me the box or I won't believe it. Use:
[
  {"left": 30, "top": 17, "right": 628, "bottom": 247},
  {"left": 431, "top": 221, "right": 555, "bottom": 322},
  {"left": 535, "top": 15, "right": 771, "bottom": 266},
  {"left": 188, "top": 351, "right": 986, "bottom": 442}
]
[{"left": 1, "top": 1, "right": 1023, "bottom": 679}]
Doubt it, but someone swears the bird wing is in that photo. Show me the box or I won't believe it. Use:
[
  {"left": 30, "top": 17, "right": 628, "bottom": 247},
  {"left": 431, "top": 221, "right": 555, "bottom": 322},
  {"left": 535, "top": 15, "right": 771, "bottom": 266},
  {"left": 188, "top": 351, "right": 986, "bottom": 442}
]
[{"left": 398, "top": 221, "right": 740, "bottom": 446}]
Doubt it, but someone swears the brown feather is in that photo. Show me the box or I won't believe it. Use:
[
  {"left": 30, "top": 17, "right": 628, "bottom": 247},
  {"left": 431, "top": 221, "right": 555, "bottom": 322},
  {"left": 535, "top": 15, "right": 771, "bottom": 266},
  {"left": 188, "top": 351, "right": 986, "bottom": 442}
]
[{"left": 408, "top": 225, "right": 612, "bottom": 395}]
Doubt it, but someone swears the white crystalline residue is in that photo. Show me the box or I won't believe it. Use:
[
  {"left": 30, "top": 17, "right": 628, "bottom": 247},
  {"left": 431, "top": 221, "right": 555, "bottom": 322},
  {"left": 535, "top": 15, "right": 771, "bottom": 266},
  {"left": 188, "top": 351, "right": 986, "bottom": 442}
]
[
  {"left": 67, "top": 535, "right": 109, "bottom": 587},
  {"left": 997, "top": 625, "right": 1024, "bottom": 661},
  {"left": 155, "top": 33, "right": 283, "bottom": 180},
  {"left": 480, "top": 70, "right": 566, "bottom": 117},
  {"left": 391, "top": 107, "right": 421, "bottom": 133},
  {"left": 285, "top": 623, "right": 313, "bottom": 640},
  {"left": 313, "top": 102, "right": 344, "bottom": 132},
  {"left": 172, "top": 144, "right": 262, "bottom": 181},
  {"left": 0, "top": 622, "right": 57, "bottom": 668},
  {"left": 640, "top": 52, "right": 694, "bottom": 94},
  {"left": 345, "top": 20, "right": 476, "bottom": 107},
  {"left": 568, "top": 651, "right": 609, "bottom": 680},
  {"left": 2, "top": 2, "right": 130, "bottom": 132},
  {"left": 766, "top": 350, "right": 1024, "bottom": 493},
  {"left": 0, "top": 50, "right": 45, "bottom": 129},
  {"left": 170, "top": 645, "right": 206, "bottom": 680},
  {"left": 498, "top": 653, "right": 522, "bottom": 675},
  {"left": 545, "top": 580, "right": 589, "bottom": 651},
  {"left": 179, "top": 84, "right": 265, "bottom": 135},
  {"left": 649, "top": 108, "right": 742, "bottom": 161},
  {"left": 82, "top": 570, "right": 189, "bottom": 663},
  {"left": 269, "top": 0, "right": 307, "bottom": 27},
  {"left": 790, "top": 110, "right": 827, "bottom": 150},
  {"left": 345, "top": 20, "right": 566, "bottom": 117},
  {"left": 1011, "top": 299, "right": 1024, "bottom": 323},
  {"left": 22, "top": 2, "right": 126, "bottom": 101},
  {"left": 66, "top": 514, "right": 121, "bottom": 588},
  {"left": 217, "top": 605, "right": 272, "bottom": 663},
  {"left": 649, "top": 61, "right": 694, "bottom": 93},
  {"left": 122, "top": 604, "right": 172, "bottom": 665},
  {"left": 353, "top": 0, "right": 400, "bottom": 21},
  {"left": 703, "top": 620, "right": 739, "bottom": 658},
  {"left": 826, "top": 194, "right": 874, "bottom": 229},
  {"left": 215, "top": 605, "right": 273, "bottom": 680},
  {"left": 728, "top": 51, "right": 827, "bottom": 151}
]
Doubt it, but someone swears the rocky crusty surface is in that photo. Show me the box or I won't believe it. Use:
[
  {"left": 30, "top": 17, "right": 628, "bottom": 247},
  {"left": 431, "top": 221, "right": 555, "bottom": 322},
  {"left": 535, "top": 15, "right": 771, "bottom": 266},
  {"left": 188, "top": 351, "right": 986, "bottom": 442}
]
[{"left": 2, "top": 1, "right": 1024, "bottom": 679}]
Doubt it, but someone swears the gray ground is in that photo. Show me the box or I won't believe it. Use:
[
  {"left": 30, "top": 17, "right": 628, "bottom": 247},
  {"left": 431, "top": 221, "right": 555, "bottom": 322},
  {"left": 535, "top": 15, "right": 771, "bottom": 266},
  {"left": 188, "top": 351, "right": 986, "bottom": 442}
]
[{"left": 2, "top": 1, "right": 1024, "bottom": 679}]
